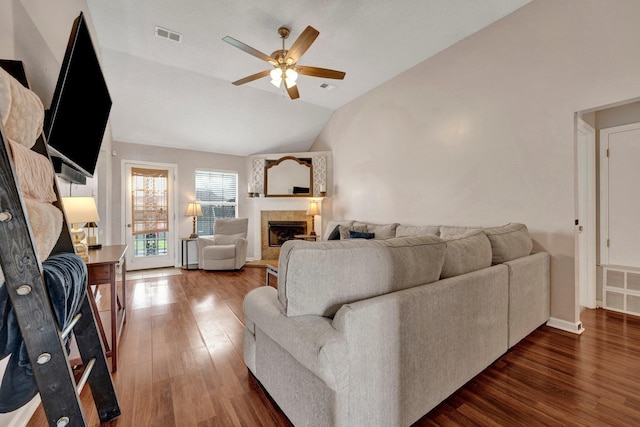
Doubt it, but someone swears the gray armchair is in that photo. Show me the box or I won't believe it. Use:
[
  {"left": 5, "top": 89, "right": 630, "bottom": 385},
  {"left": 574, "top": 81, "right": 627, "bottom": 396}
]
[{"left": 197, "top": 218, "right": 248, "bottom": 270}]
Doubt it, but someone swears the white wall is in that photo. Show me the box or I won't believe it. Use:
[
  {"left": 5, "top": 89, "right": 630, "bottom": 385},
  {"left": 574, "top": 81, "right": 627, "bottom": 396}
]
[
  {"left": 311, "top": 0, "right": 640, "bottom": 326},
  {"left": 110, "top": 141, "right": 250, "bottom": 258}
]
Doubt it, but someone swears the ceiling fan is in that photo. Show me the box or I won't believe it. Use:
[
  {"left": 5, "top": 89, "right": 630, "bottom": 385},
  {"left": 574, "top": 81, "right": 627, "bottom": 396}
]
[{"left": 222, "top": 25, "right": 346, "bottom": 100}]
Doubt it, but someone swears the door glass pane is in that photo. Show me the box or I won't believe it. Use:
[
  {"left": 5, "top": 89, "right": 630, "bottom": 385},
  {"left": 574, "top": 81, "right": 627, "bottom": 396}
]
[
  {"left": 131, "top": 167, "right": 169, "bottom": 236},
  {"left": 133, "top": 232, "right": 168, "bottom": 257},
  {"left": 131, "top": 167, "right": 169, "bottom": 259}
]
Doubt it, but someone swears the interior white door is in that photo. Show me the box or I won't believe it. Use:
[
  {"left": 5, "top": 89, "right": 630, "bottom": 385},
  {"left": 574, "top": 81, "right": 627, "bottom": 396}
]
[
  {"left": 601, "top": 123, "right": 640, "bottom": 268},
  {"left": 123, "top": 161, "right": 176, "bottom": 270}
]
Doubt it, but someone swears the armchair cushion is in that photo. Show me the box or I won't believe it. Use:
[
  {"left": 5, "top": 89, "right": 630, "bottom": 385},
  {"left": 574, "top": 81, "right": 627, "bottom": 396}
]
[{"left": 202, "top": 244, "right": 236, "bottom": 260}]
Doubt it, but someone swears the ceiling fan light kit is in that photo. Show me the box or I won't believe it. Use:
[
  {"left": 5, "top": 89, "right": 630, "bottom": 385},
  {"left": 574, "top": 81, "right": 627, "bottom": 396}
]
[{"left": 223, "top": 25, "right": 346, "bottom": 100}]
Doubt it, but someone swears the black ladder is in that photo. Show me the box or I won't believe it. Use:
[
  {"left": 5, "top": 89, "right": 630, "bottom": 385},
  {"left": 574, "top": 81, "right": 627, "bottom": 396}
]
[{"left": 0, "top": 59, "right": 120, "bottom": 426}]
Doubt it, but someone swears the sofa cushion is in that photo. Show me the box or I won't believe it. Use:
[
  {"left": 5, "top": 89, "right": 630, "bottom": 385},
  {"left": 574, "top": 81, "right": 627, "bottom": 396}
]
[
  {"left": 349, "top": 230, "right": 375, "bottom": 239},
  {"left": 395, "top": 224, "right": 440, "bottom": 238},
  {"left": 440, "top": 230, "right": 492, "bottom": 279},
  {"left": 353, "top": 221, "right": 399, "bottom": 240},
  {"left": 324, "top": 220, "right": 353, "bottom": 240},
  {"left": 277, "top": 235, "right": 447, "bottom": 317},
  {"left": 338, "top": 225, "right": 367, "bottom": 239},
  {"left": 439, "top": 225, "right": 482, "bottom": 238},
  {"left": 483, "top": 223, "right": 533, "bottom": 264}
]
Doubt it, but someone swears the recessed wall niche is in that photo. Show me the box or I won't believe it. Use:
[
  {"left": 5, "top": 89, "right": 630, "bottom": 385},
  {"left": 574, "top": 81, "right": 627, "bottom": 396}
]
[{"left": 249, "top": 152, "right": 328, "bottom": 197}]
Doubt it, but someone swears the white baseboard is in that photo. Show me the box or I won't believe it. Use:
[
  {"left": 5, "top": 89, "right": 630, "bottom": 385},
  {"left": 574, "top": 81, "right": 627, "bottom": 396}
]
[{"left": 546, "top": 317, "right": 585, "bottom": 335}]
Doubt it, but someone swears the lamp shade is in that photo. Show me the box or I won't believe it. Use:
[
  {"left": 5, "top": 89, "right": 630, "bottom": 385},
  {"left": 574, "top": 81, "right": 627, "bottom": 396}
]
[
  {"left": 306, "top": 201, "right": 320, "bottom": 216},
  {"left": 61, "top": 196, "right": 100, "bottom": 224},
  {"left": 184, "top": 202, "right": 203, "bottom": 217}
]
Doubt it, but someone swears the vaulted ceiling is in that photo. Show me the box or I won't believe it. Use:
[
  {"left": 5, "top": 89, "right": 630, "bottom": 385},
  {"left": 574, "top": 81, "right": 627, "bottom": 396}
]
[{"left": 86, "top": 0, "right": 532, "bottom": 156}]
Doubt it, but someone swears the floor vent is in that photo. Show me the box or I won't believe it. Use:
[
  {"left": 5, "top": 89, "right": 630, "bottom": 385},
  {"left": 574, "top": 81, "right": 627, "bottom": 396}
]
[
  {"left": 155, "top": 26, "right": 182, "bottom": 43},
  {"left": 603, "top": 265, "right": 640, "bottom": 316}
]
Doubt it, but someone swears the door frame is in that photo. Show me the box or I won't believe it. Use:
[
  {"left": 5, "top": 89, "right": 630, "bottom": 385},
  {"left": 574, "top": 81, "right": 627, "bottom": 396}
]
[
  {"left": 121, "top": 159, "right": 178, "bottom": 270},
  {"left": 575, "top": 117, "right": 596, "bottom": 309}
]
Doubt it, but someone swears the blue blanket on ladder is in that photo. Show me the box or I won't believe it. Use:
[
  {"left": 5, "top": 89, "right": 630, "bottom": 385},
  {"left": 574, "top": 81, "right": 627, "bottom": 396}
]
[{"left": 0, "top": 252, "right": 87, "bottom": 412}]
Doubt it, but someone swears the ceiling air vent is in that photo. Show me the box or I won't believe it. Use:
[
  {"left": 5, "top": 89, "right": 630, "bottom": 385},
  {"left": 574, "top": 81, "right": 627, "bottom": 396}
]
[
  {"left": 320, "top": 83, "right": 336, "bottom": 91},
  {"left": 155, "top": 26, "right": 182, "bottom": 43}
]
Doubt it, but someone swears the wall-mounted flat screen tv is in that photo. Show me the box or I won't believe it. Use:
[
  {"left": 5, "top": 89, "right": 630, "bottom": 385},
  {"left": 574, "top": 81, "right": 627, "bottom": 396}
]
[{"left": 45, "top": 11, "right": 112, "bottom": 178}]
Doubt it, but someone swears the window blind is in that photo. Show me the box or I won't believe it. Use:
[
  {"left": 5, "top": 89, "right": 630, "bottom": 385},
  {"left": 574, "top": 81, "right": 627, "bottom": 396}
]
[{"left": 195, "top": 170, "right": 238, "bottom": 235}]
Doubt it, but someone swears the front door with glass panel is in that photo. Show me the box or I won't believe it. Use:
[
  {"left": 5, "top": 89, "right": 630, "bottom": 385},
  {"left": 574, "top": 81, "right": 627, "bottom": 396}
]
[{"left": 124, "top": 162, "right": 176, "bottom": 270}]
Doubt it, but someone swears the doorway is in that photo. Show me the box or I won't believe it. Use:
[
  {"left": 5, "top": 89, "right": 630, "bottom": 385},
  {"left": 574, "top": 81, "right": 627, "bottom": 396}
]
[
  {"left": 600, "top": 122, "right": 640, "bottom": 315},
  {"left": 123, "top": 161, "right": 177, "bottom": 270}
]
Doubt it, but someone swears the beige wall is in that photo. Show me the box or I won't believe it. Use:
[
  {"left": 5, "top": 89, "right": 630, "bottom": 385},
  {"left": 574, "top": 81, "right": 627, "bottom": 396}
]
[
  {"left": 311, "top": 0, "right": 640, "bottom": 325},
  {"left": 0, "top": 1, "right": 13, "bottom": 55},
  {"left": 111, "top": 141, "right": 250, "bottom": 258}
]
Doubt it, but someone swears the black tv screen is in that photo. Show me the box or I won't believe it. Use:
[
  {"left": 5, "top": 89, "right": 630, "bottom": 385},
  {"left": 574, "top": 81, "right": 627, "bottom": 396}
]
[{"left": 45, "top": 12, "right": 112, "bottom": 178}]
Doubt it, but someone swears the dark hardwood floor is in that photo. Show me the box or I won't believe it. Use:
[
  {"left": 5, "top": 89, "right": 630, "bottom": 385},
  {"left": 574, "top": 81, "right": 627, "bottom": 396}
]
[{"left": 26, "top": 267, "right": 640, "bottom": 426}]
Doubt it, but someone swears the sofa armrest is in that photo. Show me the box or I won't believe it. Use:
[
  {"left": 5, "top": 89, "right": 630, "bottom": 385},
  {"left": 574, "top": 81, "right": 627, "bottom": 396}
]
[
  {"left": 243, "top": 286, "right": 348, "bottom": 390},
  {"left": 504, "top": 251, "right": 550, "bottom": 348}
]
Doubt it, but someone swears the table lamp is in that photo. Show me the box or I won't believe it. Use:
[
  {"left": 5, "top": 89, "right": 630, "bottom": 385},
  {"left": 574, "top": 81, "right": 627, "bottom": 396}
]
[
  {"left": 185, "top": 202, "right": 203, "bottom": 238},
  {"left": 307, "top": 200, "right": 320, "bottom": 236},
  {"left": 61, "top": 196, "right": 100, "bottom": 261}
]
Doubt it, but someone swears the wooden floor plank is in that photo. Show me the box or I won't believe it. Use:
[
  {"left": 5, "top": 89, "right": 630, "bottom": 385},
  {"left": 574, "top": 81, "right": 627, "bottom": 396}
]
[{"left": 24, "top": 267, "right": 640, "bottom": 426}]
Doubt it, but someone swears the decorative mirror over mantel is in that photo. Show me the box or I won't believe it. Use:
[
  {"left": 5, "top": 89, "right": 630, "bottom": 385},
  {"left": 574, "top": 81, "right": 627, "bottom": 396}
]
[{"left": 264, "top": 156, "right": 313, "bottom": 197}]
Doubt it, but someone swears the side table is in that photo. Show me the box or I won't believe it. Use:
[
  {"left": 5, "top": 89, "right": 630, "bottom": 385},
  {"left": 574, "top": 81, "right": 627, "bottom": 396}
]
[
  {"left": 294, "top": 234, "right": 318, "bottom": 242},
  {"left": 181, "top": 237, "right": 199, "bottom": 269},
  {"left": 266, "top": 262, "right": 278, "bottom": 287},
  {"left": 86, "top": 244, "right": 127, "bottom": 372}
]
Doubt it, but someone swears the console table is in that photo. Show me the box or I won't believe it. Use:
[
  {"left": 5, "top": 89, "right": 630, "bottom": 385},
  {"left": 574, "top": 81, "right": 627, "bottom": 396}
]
[{"left": 86, "top": 244, "right": 127, "bottom": 372}]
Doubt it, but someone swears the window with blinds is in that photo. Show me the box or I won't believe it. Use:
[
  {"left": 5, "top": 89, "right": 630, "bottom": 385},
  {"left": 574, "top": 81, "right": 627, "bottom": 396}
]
[{"left": 195, "top": 170, "right": 238, "bottom": 235}]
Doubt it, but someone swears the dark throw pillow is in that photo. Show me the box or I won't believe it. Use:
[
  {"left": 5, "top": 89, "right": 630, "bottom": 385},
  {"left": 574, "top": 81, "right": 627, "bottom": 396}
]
[
  {"left": 327, "top": 225, "right": 341, "bottom": 240},
  {"left": 349, "top": 230, "right": 375, "bottom": 239}
]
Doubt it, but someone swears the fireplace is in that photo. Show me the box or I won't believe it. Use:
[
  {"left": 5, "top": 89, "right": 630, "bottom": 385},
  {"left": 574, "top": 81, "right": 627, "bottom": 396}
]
[
  {"left": 268, "top": 221, "right": 307, "bottom": 247},
  {"left": 260, "top": 210, "right": 312, "bottom": 260}
]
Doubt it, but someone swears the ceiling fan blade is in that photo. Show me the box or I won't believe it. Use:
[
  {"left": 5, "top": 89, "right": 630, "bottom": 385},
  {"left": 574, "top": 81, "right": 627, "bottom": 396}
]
[
  {"left": 222, "top": 36, "right": 277, "bottom": 65},
  {"left": 296, "top": 65, "right": 346, "bottom": 80},
  {"left": 231, "top": 69, "right": 271, "bottom": 86},
  {"left": 285, "top": 81, "right": 300, "bottom": 100},
  {"left": 284, "top": 26, "right": 319, "bottom": 64}
]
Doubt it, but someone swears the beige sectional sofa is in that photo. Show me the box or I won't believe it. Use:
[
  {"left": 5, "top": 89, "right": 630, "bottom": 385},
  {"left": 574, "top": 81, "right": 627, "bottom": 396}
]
[{"left": 243, "top": 221, "right": 549, "bottom": 426}]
